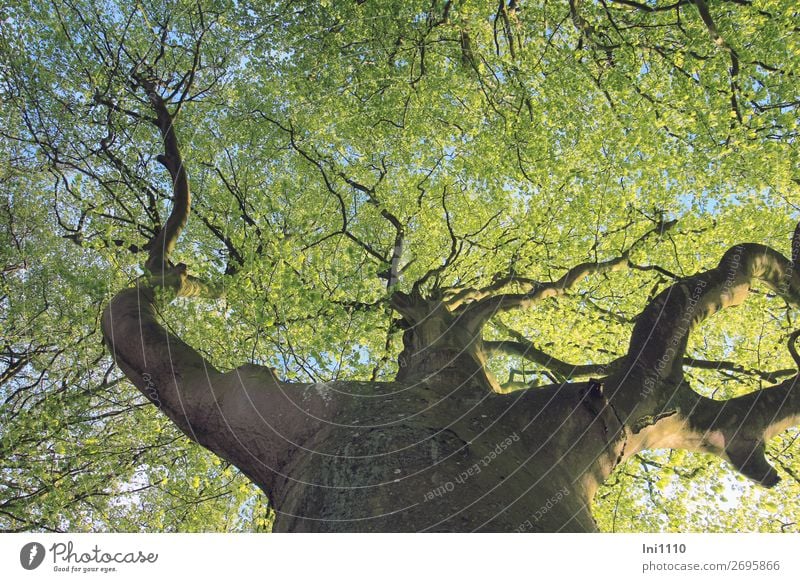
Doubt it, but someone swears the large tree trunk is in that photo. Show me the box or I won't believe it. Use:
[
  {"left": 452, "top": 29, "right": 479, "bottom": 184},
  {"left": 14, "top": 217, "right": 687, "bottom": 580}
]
[
  {"left": 103, "top": 283, "right": 620, "bottom": 531},
  {"left": 267, "top": 379, "right": 622, "bottom": 532}
]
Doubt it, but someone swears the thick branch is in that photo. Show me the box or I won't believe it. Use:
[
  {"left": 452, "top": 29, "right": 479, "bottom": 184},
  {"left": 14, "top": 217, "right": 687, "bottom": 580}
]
[
  {"left": 139, "top": 83, "right": 190, "bottom": 274},
  {"left": 444, "top": 272, "right": 540, "bottom": 311},
  {"left": 616, "top": 243, "right": 800, "bottom": 410},
  {"left": 102, "top": 267, "right": 217, "bottom": 430},
  {"left": 623, "top": 376, "right": 800, "bottom": 487},
  {"left": 608, "top": 242, "right": 800, "bottom": 486},
  {"left": 485, "top": 335, "right": 793, "bottom": 384},
  {"left": 485, "top": 339, "right": 615, "bottom": 382},
  {"left": 455, "top": 219, "right": 676, "bottom": 326},
  {"left": 610, "top": 0, "right": 690, "bottom": 12},
  {"left": 102, "top": 77, "right": 225, "bottom": 452},
  {"left": 464, "top": 254, "right": 630, "bottom": 325}
]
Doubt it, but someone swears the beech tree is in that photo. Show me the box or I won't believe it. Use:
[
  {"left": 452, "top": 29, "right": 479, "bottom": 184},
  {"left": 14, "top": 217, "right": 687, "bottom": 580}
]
[{"left": 2, "top": 0, "right": 799, "bottom": 532}]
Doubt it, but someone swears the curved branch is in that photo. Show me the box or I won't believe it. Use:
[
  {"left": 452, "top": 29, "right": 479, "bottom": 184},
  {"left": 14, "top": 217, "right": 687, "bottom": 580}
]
[
  {"left": 622, "top": 376, "right": 800, "bottom": 487},
  {"left": 610, "top": 0, "right": 689, "bottom": 12},
  {"left": 140, "top": 83, "right": 190, "bottom": 274},
  {"left": 788, "top": 329, "right": 800, "bottom": 369},
  {"left": 458, "top": 219, "right": 676, "bottom": 328},
  {"left": 485, "top": 335, "right": 793, "bottom": 384},
  {"left": 464, "top": 254, "right": 631, "bottom": 325},
  {"left": 102, "top": 78, "right": 223, "bottom": 449},
  {"left": 618, "top": 243, "right": 800, "bottom": 406},
  {"left": 609, "top": 242, "right": 800, "bottom": 486},
  {"left": 444, "top": 272, "right": 540, "bottom": 311},
  {"left": 484, "top": 339, "right": 615, "bottom": 382}
]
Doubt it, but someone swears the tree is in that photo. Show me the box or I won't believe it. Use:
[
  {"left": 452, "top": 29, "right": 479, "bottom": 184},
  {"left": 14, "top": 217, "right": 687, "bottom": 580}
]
[{"left": 1, "top": 0, "right": 799, "bottom": 532}]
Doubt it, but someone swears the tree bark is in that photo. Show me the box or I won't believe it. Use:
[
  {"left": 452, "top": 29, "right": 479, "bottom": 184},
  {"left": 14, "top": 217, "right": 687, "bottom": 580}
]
[
  {"left": 103, "top": 273, "right": 626, "bottom": 531},
  {"left": 606, "top": 243, "right": 800, "bottom": 486}
]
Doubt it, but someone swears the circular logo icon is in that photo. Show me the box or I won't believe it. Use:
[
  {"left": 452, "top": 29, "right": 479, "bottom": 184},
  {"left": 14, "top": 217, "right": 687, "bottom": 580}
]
[{"left": 20, "top": 542, "right": 46, "bottom": 570}]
